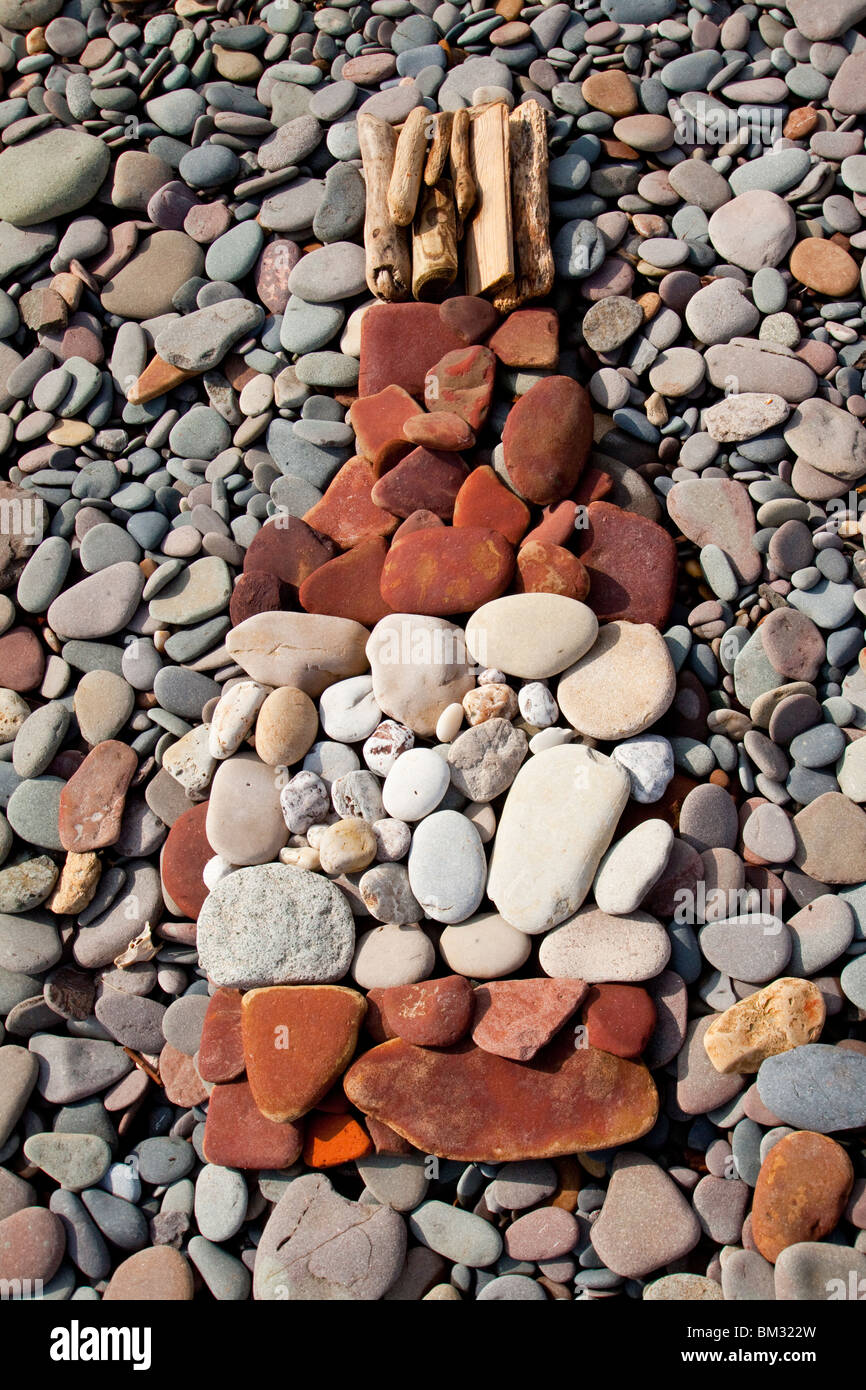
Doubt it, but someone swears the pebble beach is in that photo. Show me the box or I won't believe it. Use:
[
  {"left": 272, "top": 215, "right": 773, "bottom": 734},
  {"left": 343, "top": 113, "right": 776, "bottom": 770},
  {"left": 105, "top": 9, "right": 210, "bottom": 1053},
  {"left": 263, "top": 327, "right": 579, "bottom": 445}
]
[{"left": 0, "top": 0, "right": 865, "bottom": 1315}]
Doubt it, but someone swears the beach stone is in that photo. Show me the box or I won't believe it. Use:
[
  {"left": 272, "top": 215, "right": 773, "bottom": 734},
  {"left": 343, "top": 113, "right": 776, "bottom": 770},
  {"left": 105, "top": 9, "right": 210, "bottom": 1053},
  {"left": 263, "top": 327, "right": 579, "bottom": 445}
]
[
  {"left": 197, "top": 989, "right": 245, "bottom": 1084},
  {"left": 446, "top": 719, "right": 526, "bottom": 802},
  {"left": 774, "top": 1243, "right": 866, "bottom": 1301},
  {"left": 367, "top": 614, "right": 474, "bottom": 738},
  {"left": 103, "top": 1246, "right": 194, "bottom": 1301},
  {"left": 226, "top": 611, "right": 369, "bottom": 696},
  {"left": 760, "top": 608, "right": 825, "bottom": 683},
  {"left": 255, "top": 686, "right": 318, "bottom": 767},
  {"left": 788, "top": 895, "right": 855, "bottom": 974},
  {"left": 502, "top": 376, "right": 593, "bottom": 505},
  {"left": 0, "top": 131, "right": 109, "bottom": 229},
  {"left": 0, "top": 1045, "right": 38, "bottom": 1147},
  {"left": 408, "top": 810, "right": 486, "bottom": 925},
  {"left": 197, "top": 864, "right": 355, "bottom": 989},
  {"left": 380, "top": 526, "right": 513, "bottom": 617},
  {"left": 703, "top": 978, "right": 826, "bottom": 1074},
  {"left": 752, "top": 1130, "right": 853, "bottom": 1263},
  {"left": 352, "top": 924, "right": 434, "bottom": 991},
  {"left": 242, "top": 984, "right": 365, "bottom": 1122},
  {"left": 0, "top": 629, "right": 44, "bottom": 693},
  {"left": 204, "top": 1077, "right": 302, "bottom": 1170},
  {"left": 24, "top": 1132, "right": 110, "bottom": 1193},
  {"left": 790, "top": 239, "right": 859, "bottom": 297},
  {"left": 95, "top": 991, "right": 167, "bottom": 1056},
  {"left": 612, "top": 734, "right": 675, "bottom": 804},
  {"left": 644, "top": 1274, "right": 724, "bottom": 1301},
  {"left": 47, "top": 562, "right": 144, "bottom": 640},
  {"left": 676, "top": 1016, "right": 745, "bottom": 1114},
  {"left": 465, "top": 594, "right": 597, "bottom": 681},
  {"left": 58, "top": 741, "right": 136, "bottom": 853},
  {"left": 160, "top": 802, "right": 211, "bottom": 920},
  {"left": 699, "top": 914, "right": 791, "bottom": 985},
  {"left": 472, "top": 978, "right": 587, "bottom": 1061},
  {"left": 783, "top": 397, "right": 866, "bottom": 483},
  {"left": 439, "top": 912, "right": 531, "bottom": 981},
  {"left": 379, "top": 975, "right": 474, "bottom": 1048},
  {"left": 757, "top": 1044, "right": 866, "bottom": 1132},
  {"left": 101, "top": 232, "right": 204, "bottom": 321},
  {"left": 29, "top": 1034, "right": 131, "bottom": 1105},
  {"left": 155, "top": 300, "right": 264, "bottom": 373},
  {"left": 558, "top": 621, "right": 676, "bottom": 740},
  {"left": 707, "top": 191, "right": 796, "bottom": 271},
  {"left": 792, "top": 792, "right": 866, "bottom": 883},
  {"left": 0, "top": 1207, "right": 65, "bottom": 1285},
  {"left": 540, "top": 904, "right": 671, "bottom": 983},
  {"left": 593, "top": 820, "right": 674, "bottom": 915},
  {"left": 667, "top": 477, "right": 760, "bottom": 585},
  {"left": 578, "top": 502, "right": 677, "bottom": 627},
  {"left": 590, "top": 1153, "right": 701, "bottom": 1278},
  {"left": 206, "top": 754, "right": 286, "bottom": 867}
]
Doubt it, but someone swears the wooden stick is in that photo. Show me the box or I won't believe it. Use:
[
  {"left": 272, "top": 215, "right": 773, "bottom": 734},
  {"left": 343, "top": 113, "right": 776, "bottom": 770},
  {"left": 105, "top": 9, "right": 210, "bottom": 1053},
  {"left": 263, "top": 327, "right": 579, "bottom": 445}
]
[
  {"left": 449, "top": 107, "right": 476, "bottom": 231},
  {"left": 358, "top": 113, "right": 412, "bottom": 302},
  {"left": 424, "top": 110, "right": 453, "bottom": 187},
  {"left": 387, "top": 106, "right": 428, "bottom": 227},
  {"left": 412, "top": 180, "right": 458, "bottom": 299},
  {"left": 464, "top": 102, "right": 514, "bottom": 298},
  {"left": 497, "top": 98, "right": 554, "bottom": 310}
]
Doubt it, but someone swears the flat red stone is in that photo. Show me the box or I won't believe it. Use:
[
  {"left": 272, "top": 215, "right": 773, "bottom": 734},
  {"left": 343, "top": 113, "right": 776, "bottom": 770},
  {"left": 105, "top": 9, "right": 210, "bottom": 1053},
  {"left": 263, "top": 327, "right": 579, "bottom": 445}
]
[
  {"left": 203, "top": 1079, "right": 303, "bottom": 1169},
  {"left": 502, "top": 376, "right": 593, "bottom": 506},
  {"left": 379, "top": 525, "right": 514, "bottom": 616},
  {"left": 582, "top": 984, "right": 657, "bottom": 1059},
  {"left": 303, "top": 455, "right": 397, "bottom": 549},
  {"left": 392, "top": 510, "right": 445, "bottom": 542},
  {"left": 358, "top": 303, "right": 467, "bottom": 397},
  {"left": 403, "top": 411, "right": 475, "bottom": 452},
  {"left": 160, "top": 1043, "right": 209, "bottom": 1107},
  {"left": 197, "top": 987, "right": 245, "bottom": 1084},
  {"left": 370, "top": 446, "right": 467, "bottom": 519},
  {"left": 243, "top": 515, "right": 335, "bottom": 589},
  {"left": 439, "top": 295, "right": 499, "bottom": 344},
  {"left": 160, "top": 800, "right": 211, "bottom": 921},
  {"left": 366, "top": 1115, "right": 416, "bottom": 1155},
  {"left": 298, "top": 535, "right": 394, "bottom": 626},
  {"left": 472, "top": 979, "right": 588, "bottom": 1061},
  {"left": 364, "top": 988, "right": 396, "bottom": 1043},
  {"left": 572, "top": 464, "right": 614, "bottom": 508},
  {"left": 0, "top": 627, "right": 44, "bottom": 692},
  {"left": 349, "top": 384, "right": 419, "bottom": 473},
  {"left": 488, "top": 308, "right": 559, "bottom": 368},
  {"left": 229, "top": 570, "right": 285, "bottom": 626},
  {"left": 302, "top": 1111, "right": 373, "bottom": 1167},
  {"left": 380, "top": 975, "right": 474, "bottom": 1047},
  {"left": 514, "top": 539, "right": 590, "bottom": 600},
  {"left": 453, "top": 465, "right": 530, "bottom": 545},
  {"left": 423, "top": 344, "right": 496, "bottom": 430},
  {"left": 522, "top": 500, "right": 578, "bottom": 548},
  {"left": 577, "top": 499, "right": 677, "bottom": 628},
  {"left": 58, "top": 740, "right": 138, "bottom": 852},
  {"left": 344, "top": 1032, "right": 659, "bottom": 1161},
  {"left": 241, "top": 985, "right": 367, "bottom": 1123}
]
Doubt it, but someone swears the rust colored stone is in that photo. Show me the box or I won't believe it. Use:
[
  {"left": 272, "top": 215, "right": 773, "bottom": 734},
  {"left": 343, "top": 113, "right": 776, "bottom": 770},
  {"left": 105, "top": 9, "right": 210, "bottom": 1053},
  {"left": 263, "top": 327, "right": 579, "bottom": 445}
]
[
  {"left": 790, "top": 239, "right": 860, "bottom": 297},
  {"left": 502, "top": 376, "right": 593, "bottom": 506},
  {"left": 359, "top": 303, "right": 468, "bottom": 398},
  {"left": 103, "top": 1246, "right": 194, "bottom": 1301},
  {"left": 160, "top": 801, "right": 211, "bottom": 921},
  {"left": 298, "top": 535, "right": 394, "bottom": 627},
  {"left": 229, "top": 570, "right": 285, "bottom": 626},
  {"left": 471, "top": 979, "right": 588, "bottom": 1062},
  {"left": 0, "top": 627, "right": 44, "bottom": 692},
  {"left": 784, "top": 106, "right": 817, "bottom": 139},
  {"left": 453, "top": 465, "right": 530, "bottom": 545},
  {"left": 349, "top": 384, "right": 419, "bottom": 473},
  {"left": 241, "top": 985, "right": 366, "bottom": 1123},
  {"left": 197, "top": 987, "right": 245, "bottom": 1084},
  {"left": 344, "top": 1032, "right": 658, "bottom": 1160},
  {"left": 380, "top": 975, "right": 474, "bottom": 1047},
  {"left": 127, "top": 355, "right": 200, "bottom": 405},
  {"left": 581, "top": 70, "right": 638, "bottom": 117},
  {"left": 203, "top": 1079, "right": 303, "bottom": 1169},
  {"left": 302, "top": 1112, "right": 373, "bottom": 1167},
  {"left": 402, "top": 411, "right": 475, "bottom": 452},
  {"left": 752, "top": 1131, "right": 853, "bottom": 1263},
  {"left": 159, "top": 1043, "right": 209, "bottom": 1108},
  {"left": 438, "top": 295, "right": 498, "bottom": 344},
  {"left": 391, "top": 510, "right": 445, "bottom": 543},
  {"left": 370, "top": 447, "right": 467, "bottom": 519},
  {"left": 522, "top": 499, "right": 578, "bottom": 547},
  {"left": 243, "top": 515, "right": 336, "bottom": 589},
  {"left": 572, "top": 465, "right": 614, "bottom": 508},
  {"left": 582, "top": 984, "right": 657, "bottom": 1059},
  {"left": 58, "top": 740, "right": 137, "bottom": 852},
  {"left": 577, "top": 499, "right": 677, "bottom": 628},
  {"left": 379, "top": 525, "right": 514, "bottom": 616},
  {"left": 423, "top": 344, "right": 496, "bottom": 430},
  {"left": 514, "top": 539, "right": 590, "bottom": 600},
  {"left": 303, "top": 455, "right": 398, "bottom": 550},
  {"left": 488, "top": 308, "right": 559, "bottom": 367}
]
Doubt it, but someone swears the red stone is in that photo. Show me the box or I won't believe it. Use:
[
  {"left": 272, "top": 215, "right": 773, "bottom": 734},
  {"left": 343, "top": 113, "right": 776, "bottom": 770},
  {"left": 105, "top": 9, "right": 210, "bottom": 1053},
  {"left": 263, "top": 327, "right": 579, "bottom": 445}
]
[
  {"left": 379, "top": 975, "right": 474, "bottom": 1047},
  {"left": 403, "top": 411, "right": 475, "bottom": 451},
  {"left": 502, "top": 376, "right": 593, "bottom": 505},
  {"left": 364, "top": 988, "right": 397, "bottom": 1043},
  {"left": 423, "top": 344, "right": 496, "bottom": 430},
  {"left": 472, "top": 979, "right": 588, "bottom": 1061},
  {"left": 303, "top": 455, "right": 397, "bottom": 550},
  {"left": 241, "top": 984, "right": 367, "bottom": 1123},
  {"left": 0, "top": 1207, "right": 65, "bottom": 1285},
  {"left": 298, "top": 535, "right": 394, "bottom": 626},
  {"left": 349, "top": 384, "right": 419, "bottom": 474},
  {"left": 379, "top": 525, "right": 514, "bottom": 616},
  {"left": 203, "top": 1079, "right": 303, "bottom": 1169},
  {"left": 582, "top": 984, "right": 657, "bottom": 1059},
  {"left": 453, "top": 465, "right": 530, "bottom": 545},
  {"left": 366, "top": 1115, "right": 416, "bottom": 1155},
  {"left": 160, "top": 801, "right": 211, "bottom": 921},
  {"left": 0, "top": 627, "right": 44, "bottom": 692},
  {"left": 159, "top": 1044, "right": 209, "bottom": 1107},
  {"left": 392, "top": 510, "right": 445, "bottom": 543},
  {"left": 522, "top": 500, "right": 578, "bottom": 548},
  {"left": 370, "top": 447, "right": 467, "bottom": 519},
  {"left": 752, "top": 1131, "right": 853, "bottom": 1264},
  {"left": 344, "top": 1032, "right": 658, "bottom": 1161},
  {"left": 229, "top": 570, "right": 285, "bottom": 626},
  {"left": 577, "top": 500, "right": 677, "bottom": 628},
  {"left": 439, "top": 295, "right": 499, "bottom": 344},
  {"left": 197, "top": 987, "right": 245, "bottom": 1084},
  {"left": 302, "top": 1112, "right": 373, "bottom": 1167},
  {"left": 514, "top": 539, "right": 590, "bottom": 599},
  {"left": 358, "top": 303, "right": 467, "bottom": 397},
  {"left": 572, "top": 464, "right": 614, "bottom": 508},
  {"left": 254, "top": 238, "right": 300, "bottom": 314},
  {"left": 488, "top": 308, "right": 559, "bottom": 368},
  {"left": 243, "top": 515, "right": 336, "bottom": 589},
  {"left": 58, "top": 740, "right": 137, "bottom": 852}
]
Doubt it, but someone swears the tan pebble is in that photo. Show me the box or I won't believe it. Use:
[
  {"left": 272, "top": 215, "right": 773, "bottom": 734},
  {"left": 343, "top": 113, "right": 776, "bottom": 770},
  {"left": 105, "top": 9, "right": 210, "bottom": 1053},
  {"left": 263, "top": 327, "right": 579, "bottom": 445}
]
[
  {"left": 435, "top": 701, "right": 464, "bottom": 742},
  {"left": 208, "top": 680, "right": 270, "bottom": 760},
  {"left": 318, "top": 817, "right": 377, "bottom": 875},
  {"left": 279, "top": 845, "right": 321, "bottom": 871},
  {"left": 47, "top": 420, "right": 94, "bottom": 447},
  {"left": 463, "top": 683, "right": 518, "bottom": 725},
  {"left": 637, "top": 292, "right": 661, "bottom": 321},
  {"left": 703, "top": 977, "right": 826, "bottom": 1075},
  {"left": 464, "top": 800, "right": 496, "bottom": 843},
  {"left": 645, "top": 391, "right": 668, "bottom": 427},
  {"left": 254, "top": 685, "right": 319, "bottom": 767},
  {"left": 47, "top": 851, "right": 101, "bottom": 915}
]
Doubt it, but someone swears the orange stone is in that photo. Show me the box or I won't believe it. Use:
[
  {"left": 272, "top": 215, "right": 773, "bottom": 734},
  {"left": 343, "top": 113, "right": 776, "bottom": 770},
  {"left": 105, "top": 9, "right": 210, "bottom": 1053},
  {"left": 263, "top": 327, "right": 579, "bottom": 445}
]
[
  {"left": 403, "top": 411, "right": 475, "bottom": 451},
  {"left": 349, "top": 384, "right": 419, "bottom": 472},
  {"left": 548, "top": 1155, "right": 583, "bottom": 1212},
  {"left": 514, "top": 539, "right": 590, "bottom": 599},
  {"left": 453, "top": 465, "right": 530, "bottom": 544},
  {"left": 752, "top": 1130, "right": 853, "bottom": 1264},
  {"left": 159, "top": 1044, "right": 209, "bottom": 1108},
  {"left": 203, "top": 1080, "right": 303, "bottom": 1169},
  {"left": 423, "top": 344, "right": 496, "bottom": 430},
  {"left": 471, "top": 979, "right": 588, "bottom": 1061},
  {"left": 197, "top": 987, "right": 245, "bottom": 1084},
  {"left": 298, "top": 535, "right": 394, "bottom": 626},
  {"left": 572, "top": 464, "right": 614, "bottom": 508},
  {"left": 243, "top": 515, "right": 335, "bottom": 589},
  {"left": 392, "top": 510, "right": 445, "bottom": 543},
  {"left": 241, "top": 985, "right": 367, "bottom": 1123},
  {"left": 488, "top": 308, "right": 559, "bottom": 368},
  {"left": 581, "top": 70, "right": 638, "bottom": 117},
  {"left": 522, "top": 499, "right": 578, "bottom": 547},
  {"left": 789, "top": 239, "right": 860, "bottom": 297},
  {"left": 303, "top": 455, "right": 398, "bottom": 549},
  {"left": 302, "top": 1111, "right": 373, "bottom": 1167},
  {"left": 128, "top": 355, "right": 199, "bottom": 404},
  {"left": 160, "top": 800, "right": 211, "bottom": 921},
  {"left": 577, "top": 499, "right": 677, "bottom": 627},
  {"left": 344, "top": 1032, "right": 658, "bottom": 1161},
  {"left": 58, "top": 740, "right": 137, "bottom": 852},
  {"left": 784, "top": 106, "right": 817, "bottom": 139},
  {"left": 380, "top": 975, "right": 474, "bottom": 1047},
  {"left": 370, "top": 446, "right": 467, "bottom": 519},
  {"left": 104, "top": 1247, "right": 194, "bottom": 1301},
  {"left": 379, "top": 525, "right": 514, "bottom": 615},
  {"left": 502, "top": 376, "right": 593, "bottom": 506}
]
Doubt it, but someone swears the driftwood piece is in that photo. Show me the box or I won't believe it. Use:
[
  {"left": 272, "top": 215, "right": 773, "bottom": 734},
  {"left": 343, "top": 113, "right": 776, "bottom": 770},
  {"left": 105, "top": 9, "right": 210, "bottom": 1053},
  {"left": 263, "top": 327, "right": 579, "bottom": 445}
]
[
  {"left": 449, "top": 107, "right": 476, "bottom": 230},
  {"left": 412, "top": 180, "right": 458, "bottom": 299},
  {"left": 358, "top": 112, "right": 412, "bottom": 302},
  {"left": 464, "top": 102, "right": 514, "bottom": 298},
  {"left": 494, "top": 98, "right": 554, "bottom": 312},
  {"left": 424, "top": 110, "right": 454, "bottom": 187},
  {"left": 387, "top": 106, "right": 429, "bottom": 227}
]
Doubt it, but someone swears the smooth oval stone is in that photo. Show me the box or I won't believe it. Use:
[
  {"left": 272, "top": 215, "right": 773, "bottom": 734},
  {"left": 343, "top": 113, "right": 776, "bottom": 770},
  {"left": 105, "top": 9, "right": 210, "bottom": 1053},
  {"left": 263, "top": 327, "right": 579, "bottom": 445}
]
[
  {"left": 407, "top": 810, "right": 486, "bottom": 924},
  {"left": 23, "top": 1132, "right": 111, "bottom": 1192},
  {"left": 502, "top": 376, "right": 593, "bottom": 506},
  {"left": 707, "top": 189, "right": 796, "bottom": 271},
  {"left": 47, "top": 562, "right": 144, "bottom": 640},
  {"left": 591, "top": 1152, "right": 701, "bottom": 1279},
  {"left": 367, "top": 613, "right": 474, "bottom": 738},
  {"left": 774, "top": 1243, "right": 866, "bottom": 1302},
  {"left": 699, "top": 914, "right": 792, "bottom": 985},
  {"left": 409, "top": 1200, "right": 502, "bottom": 1268},
  {"left": 540, "top": 905, "right": 671, "bottom": 983},
  {"left": 593, "top": 819, "right": 674, "bottom": 916},
  {"left": 0, "top": 130, "right": 110, "bottom": 228},
  {"left": 752, "top": 1130, "right": 853, "bottom": 1263},
  {"left": 488, "top": 744, "right": 629, "bottom": 935},
  {"left": 206, "top": 754, "right": 287, "bottom": 867},
  {"left": 558, "top": 621, "right": 676, "bottom": 740},
  {"left": 464, "top": 594, "right": 597, "bottom": 679},
  {"left": 226, "top": 611, "right": 369, "bottom": 696},
  {"left": 439, "top": 912, "right": 531, "bottom": 980},
  {"left": 29, "top": 1034, "right": 132, "bottom": 1104},
  {"left": 757, "top": 1044, "right": 866, "bottom": 1132},
  {"left": 344, "top": 1032, "right": 658, "bottom": 1161}
]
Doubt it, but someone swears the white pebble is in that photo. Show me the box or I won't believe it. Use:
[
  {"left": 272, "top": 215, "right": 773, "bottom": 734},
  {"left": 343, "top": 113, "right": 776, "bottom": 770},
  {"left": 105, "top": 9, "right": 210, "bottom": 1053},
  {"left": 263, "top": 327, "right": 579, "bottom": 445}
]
[
  {"left": 435, "top": 702, "right": 464, "bottom": 743},
  {"left": 518, "top": 681, "right": 558, "bottom": 728}
]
